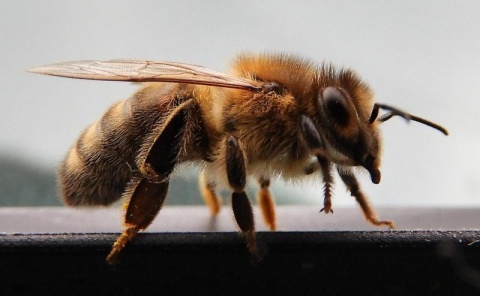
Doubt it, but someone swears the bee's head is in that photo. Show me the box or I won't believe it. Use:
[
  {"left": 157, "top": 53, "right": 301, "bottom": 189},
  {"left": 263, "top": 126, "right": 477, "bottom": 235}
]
[
  {"left": 314, "top": 79, "right": 382, "bottom": 184},
  {"left": 307, "top": 67, "right": 447, "bottom": 184}
]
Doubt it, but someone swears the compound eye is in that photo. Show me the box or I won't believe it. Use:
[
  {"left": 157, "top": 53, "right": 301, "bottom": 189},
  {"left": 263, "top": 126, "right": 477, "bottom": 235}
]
[{"left": 320, "top": 87, "right": 351, "bottom": 126}]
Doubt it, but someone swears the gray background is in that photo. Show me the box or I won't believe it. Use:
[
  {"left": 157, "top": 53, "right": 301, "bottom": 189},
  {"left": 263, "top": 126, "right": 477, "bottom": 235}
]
[{"left": 1, "top": 1, "right": 479, "bottom": 207}]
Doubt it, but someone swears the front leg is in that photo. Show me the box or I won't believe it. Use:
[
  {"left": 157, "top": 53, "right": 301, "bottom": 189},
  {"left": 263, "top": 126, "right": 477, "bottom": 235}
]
[
  {"left": 317, "top": 156, "right": 334, "bottom": 214},
  {"left": 300, "top": 115, "right": 334, "bottom": 214},
  {"left": 337, "top": 168, "right": 395, "bottom": 229},
  {"left": 225, "top": 135, "right": 259, "bottom": 262}
]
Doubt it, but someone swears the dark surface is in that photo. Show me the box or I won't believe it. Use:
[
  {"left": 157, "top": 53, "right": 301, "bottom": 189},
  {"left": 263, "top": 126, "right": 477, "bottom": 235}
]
[
  {"left": 3, "top": 206, "right": 480, "bottom": 233},
  {"left": 1, "top": 231, "right": 480, "bottom": 295}
]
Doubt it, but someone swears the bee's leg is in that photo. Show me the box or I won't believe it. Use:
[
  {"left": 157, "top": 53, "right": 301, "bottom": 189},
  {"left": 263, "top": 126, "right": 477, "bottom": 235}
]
[
  {"left": 257, "top": 177, "right": 276, "bottom": 231},
  {"left": 337, "top": 168, "right": 395, "bottom": 229},
  {"left": 137, "top": 99, "right": 193, "bottom": 182},
  {"left": 304, "top": 160, "right": 334, "bottom": 213},
  {"left": 225, "top": 135, "right": 258, "bottom": 261},
  {"left": 199, "top": 170, "right": 222, "bottom": 216},
  {"left": 107, "top": 102, "right": 190, "bottom": 265},
  {"left": 300, "top": 115, "right": 334, "bottom": 214},
  {"left": 106, "top": 178, "right": 169, "bottom": 264},
  {"left": 317, "top": 156, "right": 334, "bottom": 214}
]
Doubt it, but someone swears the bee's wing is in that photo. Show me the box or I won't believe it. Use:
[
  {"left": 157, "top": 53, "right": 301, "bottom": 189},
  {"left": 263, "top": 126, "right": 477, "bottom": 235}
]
[{"left": 29, "top": 59, "right": 259, "bottom": 91}]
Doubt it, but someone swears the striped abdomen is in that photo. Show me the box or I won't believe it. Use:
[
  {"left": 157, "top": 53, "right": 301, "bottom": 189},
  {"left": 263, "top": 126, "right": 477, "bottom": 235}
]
[{"left": 58, "top": 83, "right": 193, "bottom": 206}]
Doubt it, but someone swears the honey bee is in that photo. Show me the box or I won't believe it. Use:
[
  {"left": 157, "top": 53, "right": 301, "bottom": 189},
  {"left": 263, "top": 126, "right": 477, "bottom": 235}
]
[{"left": 29, "top": 53, "right": 448, "bottom": 264}]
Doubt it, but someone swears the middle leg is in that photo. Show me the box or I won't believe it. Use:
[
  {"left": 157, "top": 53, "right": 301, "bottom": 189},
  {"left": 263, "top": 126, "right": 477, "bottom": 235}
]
[
  {"left": 225, "top": 135, "right": 258, "bottom": 261},
  {"left": 256, "top": 177, "right": 276, "bottom": 231}
]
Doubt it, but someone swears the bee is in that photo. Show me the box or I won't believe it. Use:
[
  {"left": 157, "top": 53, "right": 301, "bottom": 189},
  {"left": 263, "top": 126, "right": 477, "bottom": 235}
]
[{"left": 29, "top": 53, "right": 448, "bottom": 264}]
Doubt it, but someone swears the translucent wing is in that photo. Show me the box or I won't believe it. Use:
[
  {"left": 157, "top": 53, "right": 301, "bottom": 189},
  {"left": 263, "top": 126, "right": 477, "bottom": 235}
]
[{"left": 29, "top": 59, "right": 259, "bottom": 91}]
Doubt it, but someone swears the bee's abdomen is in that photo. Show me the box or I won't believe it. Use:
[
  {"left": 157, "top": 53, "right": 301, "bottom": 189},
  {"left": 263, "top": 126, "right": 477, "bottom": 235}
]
[
  {"left": 59, "top": 98, "right": 141, "bottom": 206},
  {"left": 58, "top": 83, "right": 202, "bottom": 206}
]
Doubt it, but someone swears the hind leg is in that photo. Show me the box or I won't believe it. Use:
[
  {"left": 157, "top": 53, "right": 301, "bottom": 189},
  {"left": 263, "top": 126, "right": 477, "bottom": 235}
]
[
  {"left": 199, "top": 170, "right": 222, "bottom": 216},
  {"left": 106, "top": 100, "right": 192, "bottom": 264},
  {"left": 107, "top": 178, "right": 169, "bottom": 264}
]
